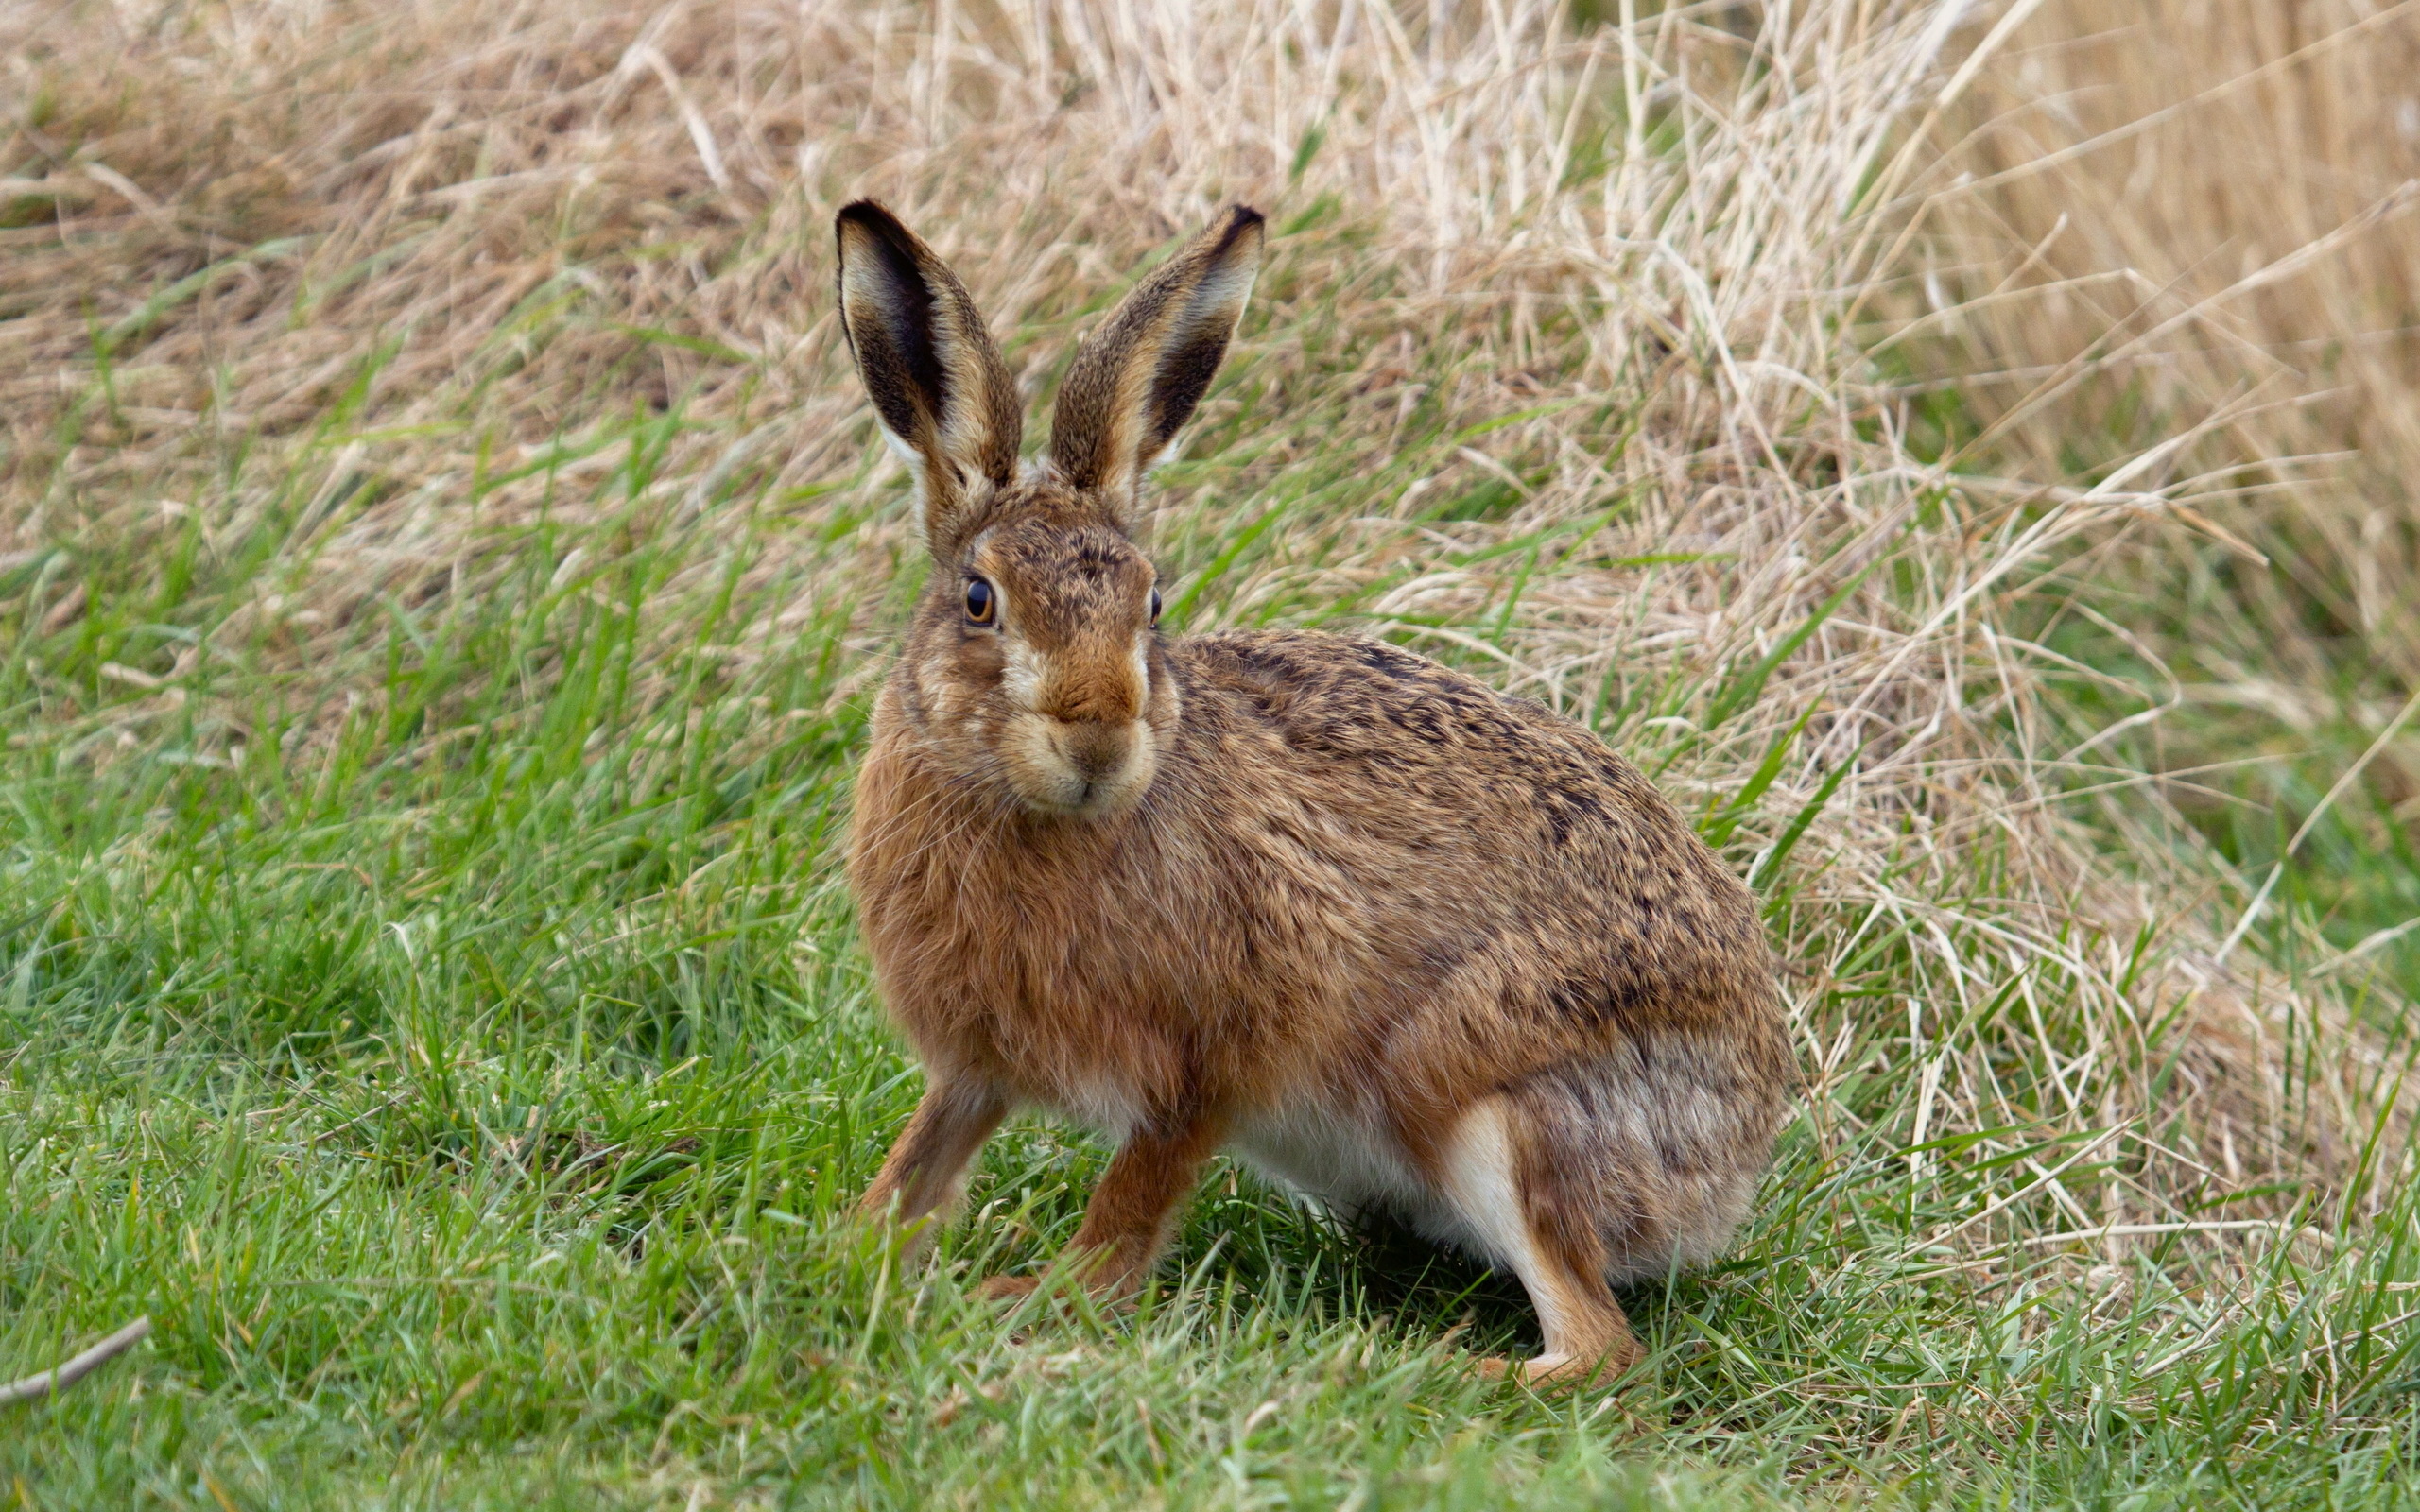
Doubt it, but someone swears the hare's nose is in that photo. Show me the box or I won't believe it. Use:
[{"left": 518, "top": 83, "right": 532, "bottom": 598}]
[{"left": 1055, "top": 719, "right": 1137, "bottom": 782}]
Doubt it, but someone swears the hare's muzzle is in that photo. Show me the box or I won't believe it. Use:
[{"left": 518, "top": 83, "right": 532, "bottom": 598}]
[
  {"left": 1055, "top": 718, "right": 1136, "bottom": 783},
  {"left": 1001, "top": 710, "right": 1158, "bottom": 817}
]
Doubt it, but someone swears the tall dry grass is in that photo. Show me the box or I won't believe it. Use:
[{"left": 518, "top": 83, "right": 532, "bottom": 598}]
[
  {"left": 0, "top": 0, "right": 2409, "bottom": 1275},
  {"left": 1926, "top": 0, "right": 2420, "bottom": 779}
]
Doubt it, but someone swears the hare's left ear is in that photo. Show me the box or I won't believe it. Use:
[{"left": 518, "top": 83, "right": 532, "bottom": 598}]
[
  {"left": 1047, "top": 206, "right": 1264, "bottom": 518},
  {"left": 835, "top": 200, "right": 1023, "bottom": 554}
]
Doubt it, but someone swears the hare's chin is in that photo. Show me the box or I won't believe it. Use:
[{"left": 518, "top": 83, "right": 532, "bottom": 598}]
[{"left": 998, "top": 713, "right": 1158, "bottom": 817}]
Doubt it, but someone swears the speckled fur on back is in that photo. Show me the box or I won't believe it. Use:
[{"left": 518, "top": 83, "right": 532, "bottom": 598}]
[{"left": 836, "top": 199, "right": 1793, "bottom": 1388}]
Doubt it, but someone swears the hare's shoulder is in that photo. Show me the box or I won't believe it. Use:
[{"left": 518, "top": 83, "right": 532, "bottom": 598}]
[{"left": 1170, "top": 628, "right": 1648, "bottom": 793}]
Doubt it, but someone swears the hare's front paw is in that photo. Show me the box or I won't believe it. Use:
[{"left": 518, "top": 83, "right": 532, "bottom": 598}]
[{"left": 975, "top": 1274, "right": 1040, "bottom": 1303}]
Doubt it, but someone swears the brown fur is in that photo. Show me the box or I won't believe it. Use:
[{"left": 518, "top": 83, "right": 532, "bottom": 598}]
[{"left": 835, "top": 200, "right": 1793, "bottom": 1389}]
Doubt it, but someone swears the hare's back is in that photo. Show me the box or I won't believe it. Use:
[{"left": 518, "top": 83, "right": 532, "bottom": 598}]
[
  {"left": 1175, "top": 627, "right": 1682, "bottom": 840},
  {"left": 1169, "top": 629, "right": 1770, "bottom": 983}
]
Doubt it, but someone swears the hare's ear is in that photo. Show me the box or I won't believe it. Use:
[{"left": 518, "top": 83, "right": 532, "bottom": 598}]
[
  {"left": 1048, "top": 205, "right": 1264, "bottom": 516},
  {"left": 835, "top": 200, "right": 1022, "bottom": 552}
]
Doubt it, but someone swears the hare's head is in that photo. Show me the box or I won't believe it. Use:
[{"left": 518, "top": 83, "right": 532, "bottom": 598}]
[{"left": 835, "top": 200, "right": 1263, "bottom": 818}]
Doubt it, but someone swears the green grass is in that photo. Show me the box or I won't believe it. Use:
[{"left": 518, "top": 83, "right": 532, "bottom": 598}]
[
  {"left": 8, "top": 261, "right": 2420, "bottom": 1511},
  {"left": 2025, "top": 544, "right": 2420, "bottom": 1023}
]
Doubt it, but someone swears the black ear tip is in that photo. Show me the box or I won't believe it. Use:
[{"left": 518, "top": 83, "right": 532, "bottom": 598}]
[
  {"left": 1210, "top": 204, "right": 1266, "bottom": 258},
  {"left": 836, "top": 198, "right": 917, "bottom": 251}
]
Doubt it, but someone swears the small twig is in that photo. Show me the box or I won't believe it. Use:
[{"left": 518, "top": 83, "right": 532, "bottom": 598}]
[{"left": 0, "top": 1318, "right": 152, "bottom": 1406}]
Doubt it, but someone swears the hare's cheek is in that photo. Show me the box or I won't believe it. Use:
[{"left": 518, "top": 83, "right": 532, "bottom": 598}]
[
  {"left": 940, "top": 624, "right": 1009, "bottom": 679},
  {"left": 911, "top": 652, "right": 966, "bottom": 717},
  {"left": 1144, "top": 653, "right": 1182, "bottom": 730},
  {"left": 996, "top": 638, "right": 1047, "bottom": 713}
]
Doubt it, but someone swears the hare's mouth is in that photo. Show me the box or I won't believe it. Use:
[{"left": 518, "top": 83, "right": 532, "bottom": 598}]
[{"left": 1001, "top": 713, "right": 1157, "bottom": 816}]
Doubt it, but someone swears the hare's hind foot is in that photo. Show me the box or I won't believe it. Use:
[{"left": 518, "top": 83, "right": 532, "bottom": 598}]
[
  {"left": 1475, "top": 1338, "right": 1642, "bottom": 1392},
  {"left": 1441, "top": 1096, "right": 1645, "bottom": 1392}
]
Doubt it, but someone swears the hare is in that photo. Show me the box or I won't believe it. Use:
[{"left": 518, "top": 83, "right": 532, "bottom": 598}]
[{"left": 837, "top": 199, "right": 1792, "bottom": 1388}]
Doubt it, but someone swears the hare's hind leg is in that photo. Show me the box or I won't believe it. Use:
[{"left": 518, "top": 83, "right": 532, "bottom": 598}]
[{"left": 1438, "top": 1097, "right": 1641, "bottom": 1390}]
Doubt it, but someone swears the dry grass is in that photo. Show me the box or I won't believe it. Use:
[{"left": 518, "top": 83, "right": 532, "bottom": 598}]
[
  {"left": 2, "top": 0, "right": 2411, "bottom": 1354},
  {"left": 1921, "top": 0, "right": 2420, "bottom": 801},
  {"left": 1939, "top": 0, "right": 2420, "bottom": 513}
]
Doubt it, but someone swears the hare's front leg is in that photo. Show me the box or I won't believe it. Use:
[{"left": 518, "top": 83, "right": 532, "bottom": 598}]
[
  {"left": 857, "top": 1078, "right": 1009, "bottom": 1232},
  {"left": 977, "top": 1112, "right": 1227, "bottom": 1302}
]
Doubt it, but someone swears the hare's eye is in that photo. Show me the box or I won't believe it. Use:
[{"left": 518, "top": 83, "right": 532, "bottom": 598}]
[
  {"left": 1149, "top": 588, "right": 1163, "bottom": 627},
  {"left": 964, "top": 577, "right": 995, "bottom": 625}
]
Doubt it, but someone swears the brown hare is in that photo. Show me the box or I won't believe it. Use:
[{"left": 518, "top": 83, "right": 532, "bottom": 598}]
[{"left": 837, "top": 199, "right": 1792, "bottom": 1388}]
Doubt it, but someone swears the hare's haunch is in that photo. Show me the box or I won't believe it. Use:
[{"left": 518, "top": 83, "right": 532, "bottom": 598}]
[{"left": 837, "top": 200, "right": 1792, "bottom": 1389}]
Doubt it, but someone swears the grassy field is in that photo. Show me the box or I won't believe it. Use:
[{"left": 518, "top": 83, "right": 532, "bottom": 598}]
[{"left": 6, "top": 1, "right": 2420, "bottom": 1506}]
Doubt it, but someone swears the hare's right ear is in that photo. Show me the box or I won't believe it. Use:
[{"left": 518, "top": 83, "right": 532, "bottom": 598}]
[
  {"left": 835, "top": 201, "right": 1023, "bottom": 553},
  {"left": 1048, "top": 205, "right": 1264, "bottom": 519}
]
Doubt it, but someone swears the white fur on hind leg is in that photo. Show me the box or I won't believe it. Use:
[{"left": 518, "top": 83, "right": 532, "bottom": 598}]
[{"left": 1438, "top": 1096, "right": 1586, "bottom": 1360}]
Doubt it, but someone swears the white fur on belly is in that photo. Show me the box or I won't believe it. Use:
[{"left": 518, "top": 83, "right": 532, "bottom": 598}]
[{"left": 1228, "top": 1102, "right": 1478, "bottom": 1252}]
